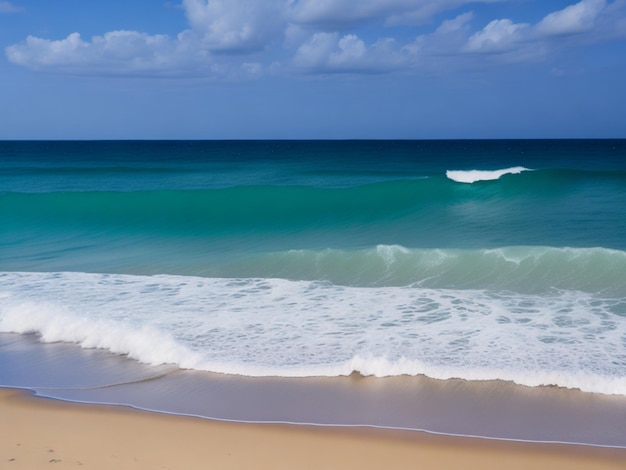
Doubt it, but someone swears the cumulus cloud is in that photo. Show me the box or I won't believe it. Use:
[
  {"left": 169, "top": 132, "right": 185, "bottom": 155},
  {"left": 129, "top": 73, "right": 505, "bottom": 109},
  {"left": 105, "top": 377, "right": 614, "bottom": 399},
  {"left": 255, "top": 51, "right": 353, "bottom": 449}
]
[
  {"left": 461, "top": 0, "right": 622, "bottom": 58},
  {"left": 5, "top": 31, "right": 212, "bottom": 76},
  {"left": 294, "top": 32, "right": 402, "bottom": 72},
  {"left": 292, "top": 10, "right": 478, "bottom": 73},
  {"left": 182, "top": 0, "right": 286, "bottom": 52},
  {"left": 537, "top": 0, "right": 606, "bottom": 36},
  {"left": 4, "top": 0, "right": 626, "bottom": 77},
  {"left": 5, "top": 0, "right": 290, "bottom": 78},
  {"left": 465, "top": 19, "right": 529, "bottom": 53},
  {"left": 435, "top": 11, "right": 474, "bottom": 35},
  {"left": 399, "top": 11, "right": 470, "bottom": 58}
]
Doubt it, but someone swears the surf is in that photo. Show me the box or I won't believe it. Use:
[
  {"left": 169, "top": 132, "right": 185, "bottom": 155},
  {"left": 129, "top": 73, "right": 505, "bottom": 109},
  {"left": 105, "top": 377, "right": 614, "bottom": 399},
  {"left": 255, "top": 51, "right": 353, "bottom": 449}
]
[{"left": 2, "top": 270, "right": 625, "bottom": 395}]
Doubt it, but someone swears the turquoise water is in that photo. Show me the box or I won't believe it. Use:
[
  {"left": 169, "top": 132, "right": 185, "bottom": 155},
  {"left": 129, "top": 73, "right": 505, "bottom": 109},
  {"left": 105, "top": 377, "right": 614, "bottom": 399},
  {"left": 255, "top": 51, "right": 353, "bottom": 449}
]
[{"left": 1, "top": 140, "right": 626, "bottom": 394}]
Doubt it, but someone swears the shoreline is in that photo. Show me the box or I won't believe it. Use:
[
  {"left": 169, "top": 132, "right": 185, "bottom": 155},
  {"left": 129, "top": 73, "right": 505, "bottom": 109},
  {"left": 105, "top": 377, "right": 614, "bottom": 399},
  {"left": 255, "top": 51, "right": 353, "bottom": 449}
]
[
  {"left": 6, "top": 384, "right": 626, "bottom": 451},
  {"left": 2, "top": 333, "right": 626, "bottom": 448},
  {"left": 2, "top": 388, "right": 626, "bottom": 470}
]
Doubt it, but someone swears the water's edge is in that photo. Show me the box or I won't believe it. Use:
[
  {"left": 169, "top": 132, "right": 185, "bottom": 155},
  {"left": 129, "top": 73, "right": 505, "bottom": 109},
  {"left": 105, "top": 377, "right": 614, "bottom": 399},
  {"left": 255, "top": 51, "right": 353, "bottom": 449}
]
[{"left": 2, "top": 333, "right": 625, "bottom": 448}]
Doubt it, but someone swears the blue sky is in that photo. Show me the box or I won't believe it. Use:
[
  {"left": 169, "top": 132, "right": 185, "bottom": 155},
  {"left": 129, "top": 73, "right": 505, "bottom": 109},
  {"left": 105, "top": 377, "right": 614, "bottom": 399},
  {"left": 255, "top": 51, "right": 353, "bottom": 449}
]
[{"left": 1, "top": 0, "right": 625, "bottom": 139}]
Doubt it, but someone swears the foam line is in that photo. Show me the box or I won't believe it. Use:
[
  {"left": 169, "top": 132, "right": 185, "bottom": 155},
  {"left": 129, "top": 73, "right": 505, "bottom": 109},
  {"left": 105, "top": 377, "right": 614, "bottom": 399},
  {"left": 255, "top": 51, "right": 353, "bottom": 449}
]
[{"left": 2, "top": 271, "right": 625, "bottom": 395}]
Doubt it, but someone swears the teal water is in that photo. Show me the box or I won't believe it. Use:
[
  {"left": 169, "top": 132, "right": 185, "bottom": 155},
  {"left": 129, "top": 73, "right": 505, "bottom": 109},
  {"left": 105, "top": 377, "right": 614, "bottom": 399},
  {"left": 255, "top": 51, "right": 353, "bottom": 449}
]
[{"left": 1, "top": 140, "right": 626, "bottom": 394}]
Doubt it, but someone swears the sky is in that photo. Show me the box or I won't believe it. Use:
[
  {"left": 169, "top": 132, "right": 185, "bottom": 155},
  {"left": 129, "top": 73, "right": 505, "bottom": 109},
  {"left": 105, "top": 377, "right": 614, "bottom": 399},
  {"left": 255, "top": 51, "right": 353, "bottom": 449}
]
[{"left": 1, "top": 0, "right": 625, "bottom": 139}]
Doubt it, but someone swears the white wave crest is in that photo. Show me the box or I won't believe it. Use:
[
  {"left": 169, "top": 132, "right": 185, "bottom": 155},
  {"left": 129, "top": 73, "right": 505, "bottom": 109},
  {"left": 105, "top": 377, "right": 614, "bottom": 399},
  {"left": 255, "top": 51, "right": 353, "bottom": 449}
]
[
  {"left": 0, "top": 298, "right": 205, "bottom": 369},
  {"left": 446, "top": 166, "right": 530, "bottom": 184}
]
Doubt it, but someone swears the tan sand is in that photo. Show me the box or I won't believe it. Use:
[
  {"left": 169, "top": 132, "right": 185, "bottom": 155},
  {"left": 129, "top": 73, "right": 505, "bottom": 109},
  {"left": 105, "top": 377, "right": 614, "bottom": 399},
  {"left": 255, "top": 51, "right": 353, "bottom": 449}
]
[{"left": 1, "top": 388, "right": 624, "bottom": 470}]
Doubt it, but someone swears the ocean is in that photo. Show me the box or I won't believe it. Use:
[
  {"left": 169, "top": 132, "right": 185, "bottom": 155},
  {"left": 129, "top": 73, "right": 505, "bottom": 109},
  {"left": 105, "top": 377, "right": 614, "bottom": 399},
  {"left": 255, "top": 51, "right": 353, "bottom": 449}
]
[{"left": 1, "top": 140, "right": 626, "bottom": 444}]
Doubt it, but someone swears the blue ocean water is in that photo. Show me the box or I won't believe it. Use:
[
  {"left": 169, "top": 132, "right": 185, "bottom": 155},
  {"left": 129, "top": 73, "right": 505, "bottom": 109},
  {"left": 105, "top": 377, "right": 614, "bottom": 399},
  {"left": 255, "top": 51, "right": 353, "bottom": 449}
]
[{"left": 1, "top": 140, "right": 625, "bottom": 394}]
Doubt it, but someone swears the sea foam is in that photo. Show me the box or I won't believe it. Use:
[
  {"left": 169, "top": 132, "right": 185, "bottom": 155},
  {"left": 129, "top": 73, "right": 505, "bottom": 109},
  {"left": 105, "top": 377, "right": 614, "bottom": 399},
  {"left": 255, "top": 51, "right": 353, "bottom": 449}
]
[
  {"left": 446, "top": 166, "right": 530, "bottom": 183},
  {"left": 1, "top": 271, "right": 625, "bottom": 395}
]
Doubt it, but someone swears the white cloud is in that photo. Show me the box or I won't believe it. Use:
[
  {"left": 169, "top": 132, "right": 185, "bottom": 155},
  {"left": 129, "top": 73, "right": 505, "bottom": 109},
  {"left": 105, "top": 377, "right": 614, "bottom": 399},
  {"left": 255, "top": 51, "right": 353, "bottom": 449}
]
[
  {"left": 182, "top": 0, "right": 287, "bottom": 52},
  {"left": 400, "top": 11, "right": 473, "bottom": 59},
  {"left": 6, "top": 33, "right": 88, "bottom": 69},
  {"left": 4, "top": 0, "right": 626, "bottom": 78},
  {"left": 294, "top": 32, "right": 336, "bottom": 68},
  {"left": 460, "top": 0, "right": 625, "bottom": 61},
  {"left": 0, "top": 1, "right": 21, "bottom": 13},
  {"left": 460, "top": 0, "right": 623, "bottom": 57},
  {"left": 465, "top": 19, "right": 529, "bottom": 53},
  {"left": 294, "top": 32, "right": 402, "bottom": 72},
  {"left": 292, "top": 10, "right": 478, "bottom": 74},
  {"left": 436, "top": 11, "right": 474, "bottom": 35},
  {"left": 537, "top": 0, "right": 606, "bottom": 36},
  {"left": 5, "top": 31, "right": 212, "bottom": 76},
  {"left": 334, "top": 35, "right": 367, "bottom": 61}
]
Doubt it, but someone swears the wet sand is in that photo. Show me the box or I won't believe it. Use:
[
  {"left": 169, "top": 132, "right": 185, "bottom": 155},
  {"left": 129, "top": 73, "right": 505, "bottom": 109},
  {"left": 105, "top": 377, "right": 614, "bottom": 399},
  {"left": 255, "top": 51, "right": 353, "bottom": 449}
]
[{"left": 2, "top": 388, "right": 625, "bottom": 470}]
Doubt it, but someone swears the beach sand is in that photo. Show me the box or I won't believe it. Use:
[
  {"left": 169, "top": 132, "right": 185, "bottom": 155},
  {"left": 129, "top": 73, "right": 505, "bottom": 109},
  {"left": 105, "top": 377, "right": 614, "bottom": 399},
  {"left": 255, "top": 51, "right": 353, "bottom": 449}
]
[{"left": 1, "top": 388, "right": 625, "bottom": 470}]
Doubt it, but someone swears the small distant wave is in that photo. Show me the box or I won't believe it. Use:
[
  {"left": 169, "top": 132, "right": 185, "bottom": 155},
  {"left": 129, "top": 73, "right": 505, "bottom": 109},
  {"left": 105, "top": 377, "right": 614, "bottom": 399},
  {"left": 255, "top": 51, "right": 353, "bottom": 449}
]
[{"left": 446, "top": 167, "right": 530, "bottom": 184}]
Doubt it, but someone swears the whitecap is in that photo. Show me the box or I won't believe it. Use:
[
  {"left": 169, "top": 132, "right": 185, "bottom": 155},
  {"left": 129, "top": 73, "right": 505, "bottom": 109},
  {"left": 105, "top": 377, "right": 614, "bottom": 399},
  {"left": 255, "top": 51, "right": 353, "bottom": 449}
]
[{"left": 446, "top": 166, "right": 530, "bottom": 184}]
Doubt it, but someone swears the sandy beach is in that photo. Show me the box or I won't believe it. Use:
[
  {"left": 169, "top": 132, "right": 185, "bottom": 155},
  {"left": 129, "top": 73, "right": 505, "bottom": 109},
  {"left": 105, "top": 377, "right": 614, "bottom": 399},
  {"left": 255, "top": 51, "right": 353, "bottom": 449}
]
[{"left": 1, "top": 388, "right": 625, "bottom": 470}]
